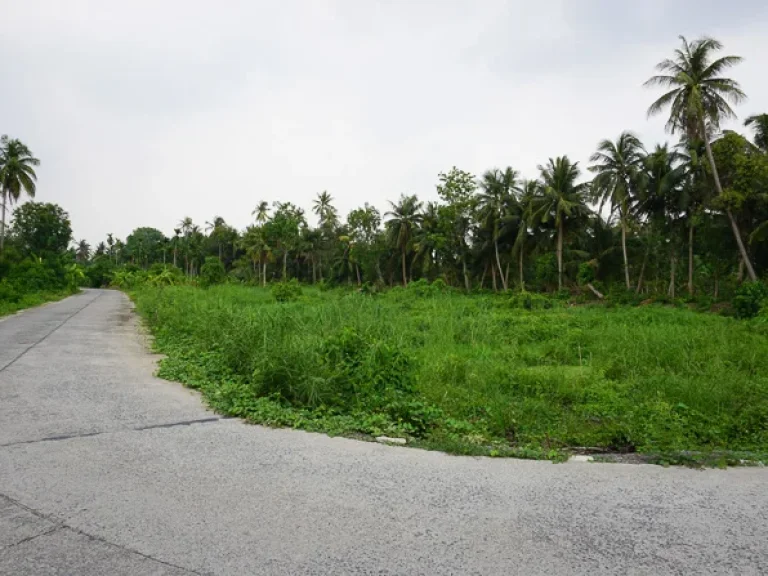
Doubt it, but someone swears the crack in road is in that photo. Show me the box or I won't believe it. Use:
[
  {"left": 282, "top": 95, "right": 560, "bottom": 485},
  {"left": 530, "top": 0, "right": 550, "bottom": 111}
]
[
  {"left": 0, "top": 417, "right": 225, "bottom": 448},
  {"left": 0, "top": 494, "right": 208, "bottom": 574},
  {"left": 0, "top": 291, "right": 103, "bottom": 374}
]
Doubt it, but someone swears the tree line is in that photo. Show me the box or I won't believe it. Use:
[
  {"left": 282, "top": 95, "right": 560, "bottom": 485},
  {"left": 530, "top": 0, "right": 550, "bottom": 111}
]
[{"left": 4, "top": 36, "right": 768, "bottom": 299}]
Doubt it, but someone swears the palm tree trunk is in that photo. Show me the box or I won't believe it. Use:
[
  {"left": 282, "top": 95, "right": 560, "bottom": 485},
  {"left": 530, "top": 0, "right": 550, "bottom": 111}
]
[
  {"left": 401, "top": 246, "right": 407, "bottom": 287},
  {"left": 312, "top": 257, "right": 317, "bottom": 283},
  {"left": 319, "top": 255, "right": 324, "bottom": 281},
  {"left": 491, "top": 263, "right": 497, "bottom": 292},
  {"left": 282, "top": 252, "right": 288, "bottom": 280},
  {"left": 480, "top": 263, "right": 487, "bottom": 290},
  {"left": 355, "top": 264, "right": 361, "bottom": 286},
  {"left": 701, "top": 118, "right": 757, "bottom": 281},
  {"left": 494, "top": 236, "right": 507, "bottom": 291},
  {"left": 557, "top": 220, "right": 564, "bottom": 291},
  {"left": 687, "top": 219, "right": 694, "bottom": 295},
  {"left": 636, "top": 243, "right": 650, "bottom": 294},
  {"left": 668, "top": 256, "right": 676, "bottom": 299},
  {"left": 519, "top": 250, "right": 525, "bottom": 292},
  {"left": 621, "top": 219, "right": 630, "bottom": 289},
  {"left": 462, "top": 257, "right": 470, "bottom": 292},
  {"left": 262, "top": 262, "right": 267, "bottom": 286},
  {"left": 376, "top": 260, "right": 384, "bottom": 284},
  {"left": 714, "top": 271, "right": 719, "bottom": 300},
  {"left": 0, "top": 189, "right": 6, "bottom": 253},
  {"left": 173, "top": 248, "right": 177, "bottom": 268},
  {"left": 504, "top": 261, "right": 510, "bottom": 290}
]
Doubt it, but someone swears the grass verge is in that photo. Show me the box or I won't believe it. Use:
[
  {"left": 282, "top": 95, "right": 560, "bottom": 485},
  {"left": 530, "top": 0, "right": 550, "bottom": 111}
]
[{"left": 0, "top": 289, "right": 74, "bottom": 318}]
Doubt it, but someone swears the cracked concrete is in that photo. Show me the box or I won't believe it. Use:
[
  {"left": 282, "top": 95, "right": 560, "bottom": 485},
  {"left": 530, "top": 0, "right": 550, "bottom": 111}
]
[{"left": 1, "top": 289, "right": 767, "bottom": 575}]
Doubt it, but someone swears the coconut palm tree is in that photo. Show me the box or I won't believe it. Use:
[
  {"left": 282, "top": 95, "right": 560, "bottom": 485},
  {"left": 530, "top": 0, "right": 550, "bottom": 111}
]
[
  {"left": 205, "top": 216, "right": 227, "bottom": 259},
  {"left": 478, "top": 167, "right": 521, "bottom": 291},
  {"left": 645, "top": 35, "right": 756, "bottom": 280},
  {"left": 511, "top": 179, "right": 538, "bottom": 291},
  {"left": 745, "top": 114, "right": 768, "bottom": 152},
  {"left": 386, "top": 194, "right": 423, "bottom": 287},
  {"left": 75, "top": 239, "right": 91, "bottom": 263},
  {"left": 636, "top": 144, "right": 687, "bottom": 294},
  {"left": 313, "top": 191, "right": 338, "bottom": 228},
  {"left": 589, "top": 132, "right": 647, "bottom": 289},
  {"left": 252, "top": 201, "right": 270, "bottom": 224},
  {"left": 0, "top": 136, "right": 40, "bottom": 252},
  {"left": 534, "top": 157, "right": 591, "bottom": 291}
]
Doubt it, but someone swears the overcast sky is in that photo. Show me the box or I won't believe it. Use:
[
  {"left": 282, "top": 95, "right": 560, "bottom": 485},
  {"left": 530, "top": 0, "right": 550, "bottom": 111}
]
[{"left": 2, "top": 1, "right": 767, "bottom": 245}]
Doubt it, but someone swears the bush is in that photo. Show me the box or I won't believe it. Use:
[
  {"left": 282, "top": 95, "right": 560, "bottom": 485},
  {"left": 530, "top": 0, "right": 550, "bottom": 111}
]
[
  {"left": 271, "top": 278, "right": 302, "bottom": 302},
  {"left": 200, "top": 257, "right": 226, "bottom": 287},
  {"left": 733, "top": 282, "right": 768, "bottom": 319}
]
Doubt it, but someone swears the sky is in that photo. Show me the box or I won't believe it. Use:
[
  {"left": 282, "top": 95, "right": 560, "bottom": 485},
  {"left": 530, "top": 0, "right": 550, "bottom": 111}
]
[{"left": 2, "top": 0, "right": 767, "bottom": 245}]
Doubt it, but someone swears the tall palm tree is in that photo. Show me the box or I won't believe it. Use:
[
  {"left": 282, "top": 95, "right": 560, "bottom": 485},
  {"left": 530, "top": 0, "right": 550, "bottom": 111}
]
[
  {"left": 534, "top": 157, "right": 590, "bottom": 291},
  {"left": 744, "top": 114, "right": 768, "bottom": 152},
  {"left": 589, "top": 132, "right": 647, "bottom": 289},
  {"left": 645, "top": 35, "right": 756, "bottom": 280},
  {"left": 386, "top": 194, "right": 423, "bottom": 287},
  {"left": 252, "top": 201, "right": 270, "bottom": 224},
  {"left": 511, "top": 180, "right": 538, "bottom": 291},
  {"left": 75, "top": 239, "right": 91, "bottom": 263},
  {"left": 206, "top": 216, "right": 227, "bottom": 259},
  {"left": 313, "top": 191, "right": 338, "bottom": 228},
  {"left": 478, "top": 167, "right": 520, "bottom": 291},
  {"left": 106, "top": 233, "right": 116, "bottom": 264},
  {"left": 636, "top": 144, "right": 687, "bottom": 294},
  {"left": 0, "top": 136, "right": 40, "bottom": 252}
]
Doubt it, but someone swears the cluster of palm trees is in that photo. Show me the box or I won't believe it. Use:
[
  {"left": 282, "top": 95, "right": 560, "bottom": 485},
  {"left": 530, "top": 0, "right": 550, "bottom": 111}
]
[{"left": 62, "top": 36, "right": 768, "bottom": 295}]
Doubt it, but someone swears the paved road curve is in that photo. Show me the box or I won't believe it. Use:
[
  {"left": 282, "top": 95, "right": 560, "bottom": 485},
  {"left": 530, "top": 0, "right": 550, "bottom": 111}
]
[{"left": 1, "top": 290, "right": 766, "bottom": 575}]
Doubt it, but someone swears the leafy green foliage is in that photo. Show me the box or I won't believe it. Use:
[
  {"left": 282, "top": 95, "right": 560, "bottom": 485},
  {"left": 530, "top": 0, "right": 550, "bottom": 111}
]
[
  {"left": 131, "top": 285, "right": 768, "bottom": 462},
  {"left": 200, "top": 257, "right": 226, "bottom": 287},
  {"left": 733, "top": 282, "right": 768, "bottom": 319},
  {"left": 271, "top": 278, "right": 302, "bottom": 302}
]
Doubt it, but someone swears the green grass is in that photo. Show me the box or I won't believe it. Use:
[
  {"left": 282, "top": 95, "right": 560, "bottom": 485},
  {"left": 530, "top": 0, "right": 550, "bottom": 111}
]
[
  {"left": 131, "top": 284, "right": 768, "bottom": 464},
  {"left": 0, "top": 289, "right": 73, "bottom": 317}
]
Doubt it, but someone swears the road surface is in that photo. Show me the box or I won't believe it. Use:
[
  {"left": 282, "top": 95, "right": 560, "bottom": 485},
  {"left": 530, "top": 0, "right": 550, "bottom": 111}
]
[{"left": 1, "top": 289, "right": 766, "bottom": 575}]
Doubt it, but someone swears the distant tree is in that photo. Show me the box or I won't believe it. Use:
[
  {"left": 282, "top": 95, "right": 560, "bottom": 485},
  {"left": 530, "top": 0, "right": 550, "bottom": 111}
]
[
  {"left": 645, "top": 35, "right": 755, "bottom": 280},
  {"left": 313, "top": 191, "right": 338, "bottom": 228},
  {"left": 75, "top": 239, "right": 91, "bottom": 262},
  {"left": 534, "top": 157, "right": 591, "bottom": 291},
  {"left": 478, "top": 167, "right": 521, "bottom": 291},
  {"left": 252, "top": 201, "right": 270, "bottom": 224},
  {"left": 125, "top": 227, "right": 167, "bottom": 268},
  {"left": 0, "top": 136, "right": 40, "bottom": 252},
  {"left": 589, "top": 132, "right": 647, "bottom": 289},
  {"left": 386, "top": 194, "right": 423, "bottom": 287},
  {"left": 10, "top": 202, "right": 72, "bottom": 256},
  {"left": 435, "top": 168, "right": 477, "bottom": 291}
]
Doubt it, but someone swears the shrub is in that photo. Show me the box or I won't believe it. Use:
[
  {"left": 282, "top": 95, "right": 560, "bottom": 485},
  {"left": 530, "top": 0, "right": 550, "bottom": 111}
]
[
  {"left": 271, "top": 278, "right": 302, "bottom": 302},
  {"left": 733, "top": 282, "right": 768, "bottom": 319},
  {"left": 200, "top": 257, "right": 226, "bottom": 287}
]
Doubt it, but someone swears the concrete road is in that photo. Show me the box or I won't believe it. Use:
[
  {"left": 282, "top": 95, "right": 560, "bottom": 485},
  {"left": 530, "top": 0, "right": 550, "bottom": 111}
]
[{"left": 1, "top": 290, "right": 766, "bottom": 575}]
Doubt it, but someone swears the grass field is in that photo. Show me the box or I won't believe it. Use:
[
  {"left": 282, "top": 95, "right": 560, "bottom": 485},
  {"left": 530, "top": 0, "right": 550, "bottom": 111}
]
[{"left": 132, "top": 284, "right": 768, "bottom": 464}]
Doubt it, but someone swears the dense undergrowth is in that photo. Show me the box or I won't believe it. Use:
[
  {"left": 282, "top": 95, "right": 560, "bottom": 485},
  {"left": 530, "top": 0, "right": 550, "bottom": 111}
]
[{"left": 132, "top": 283, "right": 768, "bottom": 464}]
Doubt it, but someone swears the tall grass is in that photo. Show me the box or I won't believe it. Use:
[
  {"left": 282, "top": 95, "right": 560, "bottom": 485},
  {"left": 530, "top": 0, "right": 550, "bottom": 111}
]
[{"left": 133, "top": 284, "right": 768, "bottom": 458}]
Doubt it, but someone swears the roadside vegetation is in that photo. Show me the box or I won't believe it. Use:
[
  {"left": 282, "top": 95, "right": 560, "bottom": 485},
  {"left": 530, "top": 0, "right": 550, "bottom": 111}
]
[
  {"left": 132, "top": 282, "right": 768, "bottom": 463},
  {"left": 0, "top": 137, "right": 80, "bottom": 316}
]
